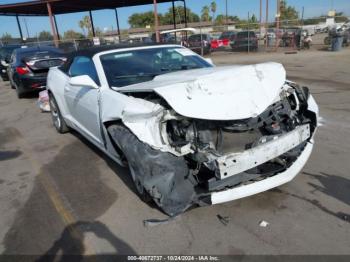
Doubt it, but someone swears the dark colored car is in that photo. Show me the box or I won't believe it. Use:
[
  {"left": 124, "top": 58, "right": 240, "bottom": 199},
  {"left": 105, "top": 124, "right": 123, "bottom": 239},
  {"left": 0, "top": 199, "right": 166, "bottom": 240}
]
[
  {"left": 187, "top": 34, "right": 211, "bottom": 55},
  {"left": 7, "top": 46, "right": 66, "bottom": 98},
  {"left": 219, "top": 31, "right": 237, "bottom": 40},
  {"left": 0, "top": 44, "right": 21, "bottom": 81},
  {"left": 230, "top": 31, "right": 258, "bottom": 51},
  {"left": 151, "top": 32, "right": 173, "bottom": 43}
]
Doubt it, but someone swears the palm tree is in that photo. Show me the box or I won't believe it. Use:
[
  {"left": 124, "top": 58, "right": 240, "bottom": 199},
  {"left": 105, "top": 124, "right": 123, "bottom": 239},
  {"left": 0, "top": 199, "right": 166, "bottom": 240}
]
[
  {"left": 78, "top": 16, "right": 92, "bottom": 37},
  {"left": 201, "top": 6, "right": 210, "bottom": 22},
  {"left": 210, "top": 1, "right": 217, "bottom": 24}
]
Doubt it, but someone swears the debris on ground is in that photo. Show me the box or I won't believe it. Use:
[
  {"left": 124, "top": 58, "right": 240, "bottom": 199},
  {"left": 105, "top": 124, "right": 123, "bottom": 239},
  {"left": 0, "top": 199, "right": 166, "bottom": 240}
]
[
  {"left": 143, "top": 215, "right": 179, "bottom": 227},
  {"left": 37, "top": 90, "right": 50, "bottom": 112},
  {"left": 259, "top": 220, "right": 270, "bottom": 227},
  {"left": 217, "top": 214, "right": 230, "bottom": 226}
]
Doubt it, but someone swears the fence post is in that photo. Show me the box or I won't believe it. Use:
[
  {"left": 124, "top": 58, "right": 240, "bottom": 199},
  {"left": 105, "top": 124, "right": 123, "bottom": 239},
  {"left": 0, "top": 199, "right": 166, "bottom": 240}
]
[
  {"left": 200, "top": 22, "right": 204, "bottom": 56},
  {"left": 248, "top": 12, "right": 250, "bottom": 53}
]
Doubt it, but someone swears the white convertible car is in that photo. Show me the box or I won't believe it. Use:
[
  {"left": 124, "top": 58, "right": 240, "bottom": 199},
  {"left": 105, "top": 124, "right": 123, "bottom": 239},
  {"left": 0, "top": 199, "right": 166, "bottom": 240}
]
[{"left": 47, "top": 44, "right": 318, "bottom": 216}]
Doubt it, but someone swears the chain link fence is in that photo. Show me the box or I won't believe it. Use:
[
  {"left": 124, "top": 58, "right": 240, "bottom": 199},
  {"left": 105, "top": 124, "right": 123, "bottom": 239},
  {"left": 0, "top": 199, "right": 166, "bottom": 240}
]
[{"left": 1, "top": 18, "right": 348, "bottom": 54}]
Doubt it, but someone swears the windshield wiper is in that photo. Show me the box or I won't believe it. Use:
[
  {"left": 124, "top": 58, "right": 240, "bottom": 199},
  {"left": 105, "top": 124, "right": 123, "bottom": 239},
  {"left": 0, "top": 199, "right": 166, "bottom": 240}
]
[
  {"left": 114, "top": 73, "right": 159, "bottom": 79},
  {"left": 160, "top": 65, "right": 201, "bottom": 72}
]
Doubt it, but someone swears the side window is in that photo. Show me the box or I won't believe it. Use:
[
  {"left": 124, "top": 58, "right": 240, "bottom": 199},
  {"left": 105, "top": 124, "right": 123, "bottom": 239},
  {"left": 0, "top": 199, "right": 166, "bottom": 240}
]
[{"left": 69, "top": 56, "right": 100, "bottom": 85}]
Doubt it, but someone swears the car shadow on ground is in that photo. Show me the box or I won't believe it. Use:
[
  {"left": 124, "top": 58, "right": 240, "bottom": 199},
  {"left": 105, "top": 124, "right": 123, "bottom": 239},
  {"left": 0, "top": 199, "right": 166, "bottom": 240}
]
[
  {"left": 0, "top": 149, "right": 22, "bottom": 161},
  {"left": 271, "top": 171, "right": 350, "bottom": 223},
  {"left": 304, "top": 171, "right": 350, "bottom": 206},
  {"left": 70, "top": 131, "right": 161, "bottom": 212},
  {"left": 37, "top": 220, "right": 137, "bottom": 261}
]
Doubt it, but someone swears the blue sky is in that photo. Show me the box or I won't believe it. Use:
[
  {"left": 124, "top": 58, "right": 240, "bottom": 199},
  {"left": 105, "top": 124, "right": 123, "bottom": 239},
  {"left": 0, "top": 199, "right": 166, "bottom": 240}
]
[{"left": 0, "top": 0, "right": 349, "bottom": 37}]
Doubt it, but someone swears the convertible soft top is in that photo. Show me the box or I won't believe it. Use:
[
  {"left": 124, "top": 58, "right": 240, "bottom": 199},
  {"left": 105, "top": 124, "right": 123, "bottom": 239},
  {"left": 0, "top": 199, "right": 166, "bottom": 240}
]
[{"left": 60, "top": 43, "right": 168, "bottom": 73}]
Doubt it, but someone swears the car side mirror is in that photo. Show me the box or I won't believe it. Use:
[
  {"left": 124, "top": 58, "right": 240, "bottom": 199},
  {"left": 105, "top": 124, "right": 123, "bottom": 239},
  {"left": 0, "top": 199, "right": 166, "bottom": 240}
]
[
  {"left": 204, "top": 58, "right": 214, "bottom": 65},
  {"left": 69, "top": 75, "right": 98, "bottom": 89}
]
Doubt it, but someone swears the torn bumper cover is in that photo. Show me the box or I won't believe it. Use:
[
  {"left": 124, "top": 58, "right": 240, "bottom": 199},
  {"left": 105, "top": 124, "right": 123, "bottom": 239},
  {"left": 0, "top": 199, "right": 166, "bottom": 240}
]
[
  {"left": 110, "top": 64, "right": 318, "bottom": 216},
  {"left": 210, "top": 142, "right": 313, "bottom": 205},
  {"left": 215, "top": 124, "right": 310, "bottom": 180}
]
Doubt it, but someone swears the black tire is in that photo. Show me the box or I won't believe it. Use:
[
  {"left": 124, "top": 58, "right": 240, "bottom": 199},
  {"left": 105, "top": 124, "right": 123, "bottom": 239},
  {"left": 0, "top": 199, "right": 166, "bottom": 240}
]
[
  {"left": 128, "top": 164, "right": 153, "bottom": 203},
  {"left": 108, "top": 125, "right": 152, "bottom": 203},
  {"left": 15, "top": 83, "right": 25, "bottom": 99},
  {"left": 107, "top": 125, "right": 195, "bottom": 216},
  {"left": 49, "top": 93, "right": 69, "bottom": 134}
]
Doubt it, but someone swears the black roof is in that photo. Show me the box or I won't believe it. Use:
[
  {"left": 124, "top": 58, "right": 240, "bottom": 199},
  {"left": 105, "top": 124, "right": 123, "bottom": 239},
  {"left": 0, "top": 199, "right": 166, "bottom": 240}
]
[
  {"left": 60, "top": 43, "right": 176, "bottom": 73},
  {"left": 67, "top": 43, "right": 172, "bottom": 58}
]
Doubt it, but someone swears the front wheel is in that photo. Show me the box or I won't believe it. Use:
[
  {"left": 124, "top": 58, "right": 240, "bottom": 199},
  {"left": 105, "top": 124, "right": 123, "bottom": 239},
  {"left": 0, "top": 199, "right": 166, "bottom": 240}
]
[{"left": 49, "top": 93, "right": 69, "bottom": 134}]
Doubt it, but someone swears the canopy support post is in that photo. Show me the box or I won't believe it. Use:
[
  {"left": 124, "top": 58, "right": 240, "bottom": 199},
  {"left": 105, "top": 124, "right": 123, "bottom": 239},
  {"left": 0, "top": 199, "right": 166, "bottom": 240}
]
[
  {"left": 15, "top": 15, "right": 23, "bottom": 42},
  {"left": 183, "top": 0, "right": 188, "bottom": 41},
  {"left": 183, "top": 0, "right": 188, "bottom": 27},
  {"left": 46, "top": 2, "right": 59, "bottom": 47},
  {"left": 89, "top": 10, "right": 96, "bottom": 37},
  {"left": 153, "top": 0, "right": 160, "bottom": 43},
  {"left": 53, "top": 15, "right": 60, "bottom": 40},
  {"left": 115, "top": 8, "right": 121, "bottom": 42},
  {"left": 172, "top": 0, "right": 177, "bottom": 42}
]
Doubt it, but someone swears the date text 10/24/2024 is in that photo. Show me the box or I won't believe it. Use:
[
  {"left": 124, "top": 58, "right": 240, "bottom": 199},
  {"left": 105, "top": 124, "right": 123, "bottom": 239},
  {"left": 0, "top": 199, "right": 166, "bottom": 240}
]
[{"left": 127, "top": 256, "right": 220, "bottom": 261}]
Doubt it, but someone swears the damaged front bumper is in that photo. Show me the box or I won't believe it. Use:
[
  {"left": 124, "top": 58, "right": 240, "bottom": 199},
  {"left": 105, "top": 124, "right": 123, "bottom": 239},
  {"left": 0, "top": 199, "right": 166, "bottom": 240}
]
[
  {"left": 112, "top": 82, "right": 318, "bottom": 216},
  {"left": 215, "top": 124, "right": 310, "bottom": 179},
  {"left": 210, "top": 141, "right": 313, "bottom": 204}
]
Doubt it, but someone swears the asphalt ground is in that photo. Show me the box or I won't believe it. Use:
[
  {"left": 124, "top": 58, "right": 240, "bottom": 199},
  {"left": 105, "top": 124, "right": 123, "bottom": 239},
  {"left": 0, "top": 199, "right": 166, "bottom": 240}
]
[{"left": 0, "top": 46, "right": 349, "bottom": 257}]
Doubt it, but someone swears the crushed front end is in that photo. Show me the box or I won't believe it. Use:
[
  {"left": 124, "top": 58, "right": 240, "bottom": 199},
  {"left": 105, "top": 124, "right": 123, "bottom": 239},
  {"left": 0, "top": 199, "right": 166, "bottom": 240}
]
[{"left": 118, "top": 80, "right": 318, "bottom": 216}]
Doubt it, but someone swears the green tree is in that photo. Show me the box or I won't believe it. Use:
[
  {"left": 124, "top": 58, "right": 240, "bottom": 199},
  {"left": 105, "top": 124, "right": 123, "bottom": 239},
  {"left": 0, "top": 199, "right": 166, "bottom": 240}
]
[
  {"left": 235, "top": 14, "right": 259, "bottom": 29},
  {"left": 38, "top": 30, "right": 53, "bottom": 41},
  {"left": 79, "top": 15, "right": 92, "bottom": 36},
  {"left": 215, "top": 14, "right": 225, "bottom": 25},
  {"left": 161, "top": 6, "right": 200, "bottom": 25},
  {"left": 63, "top": 30, "right": 84, "bottom": 40},
  {"left": 251, "top": 14, "right": 258, "bottom": 24},
  {"left": 279, "top": 0, "right": 299, "bottom": 25},
  {"left": 128, "top": 11, "right": 161, "bottom": 28},
  {"left": 335, "top": 12, "right": 349, "bottom": 23},
  {"left": 94, "top": 27, "right": 103, "bottom": 37},
  {"left": 201, "top": 6, "right": 211, "bottom": 22},
  {"left": 1, "top": 33, "right": 12, "bottom": 42},
  {"left": 214, "top": 14, "right": 241, "bottom": 26},
  {"left": 303, "top": 17, "right": 324, "bottom": 25},
  {"left": 210, "top": 1, "right": 217, "bottom": 23}
]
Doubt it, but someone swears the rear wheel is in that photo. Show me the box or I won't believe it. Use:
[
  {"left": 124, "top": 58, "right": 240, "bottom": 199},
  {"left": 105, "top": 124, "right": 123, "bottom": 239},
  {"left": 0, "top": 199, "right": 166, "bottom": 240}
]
[
  {"left": 49, "top": 93, "right": 69, "bottom": 134},
  {"left": 15, "top": 83, "right": 25, "bottom": 99},
  {"left": 9, "top": 78, "right": 15, "bottom": 89}
]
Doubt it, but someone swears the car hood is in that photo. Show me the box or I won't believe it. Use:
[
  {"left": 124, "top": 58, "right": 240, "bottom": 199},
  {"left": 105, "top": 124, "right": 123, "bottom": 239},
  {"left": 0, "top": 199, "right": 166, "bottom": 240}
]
[{"left": 117, "top": 62, "right": 286, "bottom": 120}]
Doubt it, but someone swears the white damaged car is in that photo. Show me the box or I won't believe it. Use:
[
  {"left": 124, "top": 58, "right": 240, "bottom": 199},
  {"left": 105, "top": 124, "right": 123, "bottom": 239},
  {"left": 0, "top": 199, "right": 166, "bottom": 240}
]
[{"left": 47, "top": 44, "right": 318, "bottom": 216}]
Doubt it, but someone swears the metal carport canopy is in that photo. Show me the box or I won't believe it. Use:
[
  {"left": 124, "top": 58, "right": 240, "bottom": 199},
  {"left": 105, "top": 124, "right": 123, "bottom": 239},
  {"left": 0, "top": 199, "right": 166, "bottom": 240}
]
[
  {"left": 0, "top": 0, "right": 186, "bottom": 46},
  {"left": 0, "top": 0, "right": 179, "bottom": 16}
]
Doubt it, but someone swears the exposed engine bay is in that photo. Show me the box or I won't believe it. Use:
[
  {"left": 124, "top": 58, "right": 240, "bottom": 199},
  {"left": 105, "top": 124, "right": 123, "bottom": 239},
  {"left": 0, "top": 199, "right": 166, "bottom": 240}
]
[{"left": 110, "top": 82, "right": 317, "bottom": 216}]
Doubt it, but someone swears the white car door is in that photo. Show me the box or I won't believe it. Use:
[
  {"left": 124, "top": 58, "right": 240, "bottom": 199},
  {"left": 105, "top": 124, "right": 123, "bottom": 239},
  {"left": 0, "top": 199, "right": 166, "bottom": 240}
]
[{"left": 65, "top": 56, "right": 103, "bottom": 145}]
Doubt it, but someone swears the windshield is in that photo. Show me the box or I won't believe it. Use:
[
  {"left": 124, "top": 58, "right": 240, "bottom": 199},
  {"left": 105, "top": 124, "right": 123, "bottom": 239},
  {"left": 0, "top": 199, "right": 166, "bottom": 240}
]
[
  {"left": 19, "top": 50, "right": 64, "bottom": 61},
  {"left": 100, "top": 47, "right": 212, "bottom": 87}
]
